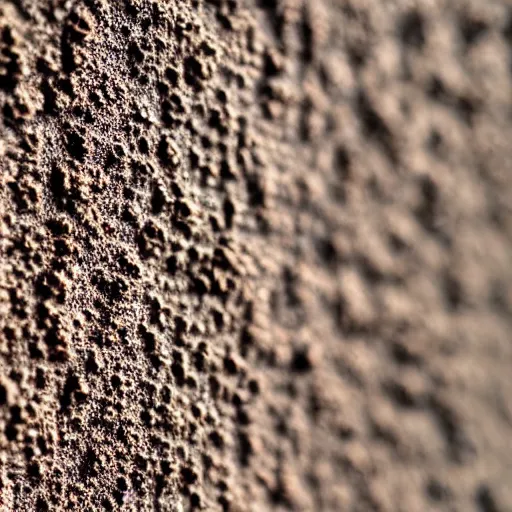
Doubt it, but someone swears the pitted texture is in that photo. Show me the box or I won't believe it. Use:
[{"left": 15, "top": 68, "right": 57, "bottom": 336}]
[{"left": 0, "top": 0, "right": 511, "bottom": 511}]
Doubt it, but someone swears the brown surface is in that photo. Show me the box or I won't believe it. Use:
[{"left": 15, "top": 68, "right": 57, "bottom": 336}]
[{"left": 1, "top": 0, "right": 512, "bottom": 510}]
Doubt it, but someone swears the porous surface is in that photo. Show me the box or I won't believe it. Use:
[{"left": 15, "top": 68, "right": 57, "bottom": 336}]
[{"left": 0, "top": 0, "right": 511, "bottom": 510}]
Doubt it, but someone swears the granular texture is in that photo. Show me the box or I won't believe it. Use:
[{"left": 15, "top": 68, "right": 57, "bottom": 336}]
[{"left": 0, "top": 0, "right": 511, "bottom": 510}]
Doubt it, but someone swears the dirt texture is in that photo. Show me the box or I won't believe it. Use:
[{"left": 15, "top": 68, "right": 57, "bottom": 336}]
[{"left": 0, "top": 0, "right": 511, "bottom": 510}]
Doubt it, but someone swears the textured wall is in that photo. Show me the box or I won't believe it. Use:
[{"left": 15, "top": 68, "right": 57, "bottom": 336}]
[{"left": 0, "top": 0, "right": 511, "bottom": 510}]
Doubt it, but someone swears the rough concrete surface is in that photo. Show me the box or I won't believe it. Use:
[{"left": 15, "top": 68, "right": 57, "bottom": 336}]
[{"left": 0, "top": 0, "right": 511, "bottom": 510}]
